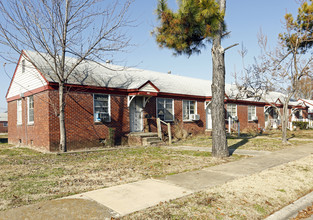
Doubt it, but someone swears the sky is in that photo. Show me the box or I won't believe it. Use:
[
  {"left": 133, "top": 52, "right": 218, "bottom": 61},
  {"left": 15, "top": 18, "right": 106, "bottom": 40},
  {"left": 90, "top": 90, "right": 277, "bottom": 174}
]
[{"left": 0, "top": 0, "right": 299, "bottom": 112}]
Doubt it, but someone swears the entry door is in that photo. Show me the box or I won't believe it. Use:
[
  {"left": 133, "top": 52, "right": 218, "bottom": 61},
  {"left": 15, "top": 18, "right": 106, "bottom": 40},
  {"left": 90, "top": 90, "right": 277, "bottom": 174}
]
[
  {"left": 206, "top": 107, "right": 212, "bottom": 130},
  {"left": 130, "top": 97, "right": 143, "bottom": 132}
]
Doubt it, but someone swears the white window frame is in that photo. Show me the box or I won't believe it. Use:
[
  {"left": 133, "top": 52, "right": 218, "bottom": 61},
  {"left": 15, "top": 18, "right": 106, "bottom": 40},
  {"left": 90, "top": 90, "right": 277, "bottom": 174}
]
[
  {"left": 17, "top": 99, "right": 22, "bottom": 125},
  {"left": 27, "top": 96, "right": 34, "bottom": 124},
  {"left": 183, "top": 100, "right": 197, "bottom": 121},
  {"left": 226, "top": 103, "right": 237, "bottom": 118},
  {"left": 248, "top": 105, "right": 256, "bottom": 121},
  {"left": 156, "top": 98, "right": 174, "bottom": 122},
  {"left": 93, "top": 94, "right": 111, "bottom": 122}
]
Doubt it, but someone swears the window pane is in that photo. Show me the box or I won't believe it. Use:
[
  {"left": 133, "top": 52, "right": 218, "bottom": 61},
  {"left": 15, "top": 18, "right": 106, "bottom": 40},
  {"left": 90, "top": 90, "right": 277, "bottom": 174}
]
[
  {"left": 94, "top": 94, "right": 110, "bottom": 122},
  {"left": 157, "top": 98, "right": 173, "bottom": 121}
]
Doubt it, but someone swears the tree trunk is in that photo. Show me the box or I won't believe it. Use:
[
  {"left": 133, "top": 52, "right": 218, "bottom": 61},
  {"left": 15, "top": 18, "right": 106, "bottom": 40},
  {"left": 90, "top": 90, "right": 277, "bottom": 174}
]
[
  {"left": 59, "top": 83, "right": 67, "bottom": 152},
  {"left": 281, "top": 103, "right": 289, "bottom": 143},
  {"left": 211, "top": 0, "right": 229, "bottom": 158}
]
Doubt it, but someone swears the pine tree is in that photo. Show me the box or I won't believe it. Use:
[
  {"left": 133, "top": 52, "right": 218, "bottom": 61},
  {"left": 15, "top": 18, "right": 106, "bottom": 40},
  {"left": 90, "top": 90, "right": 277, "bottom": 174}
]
[{"left": 155, "top": 0, "right": 233, "bottom": 158}]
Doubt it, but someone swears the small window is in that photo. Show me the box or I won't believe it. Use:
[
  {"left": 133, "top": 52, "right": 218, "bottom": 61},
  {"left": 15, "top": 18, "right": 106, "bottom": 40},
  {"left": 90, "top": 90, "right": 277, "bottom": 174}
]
[
  {"left": 27, "top": 96, "right": 34, "bottom": 124},
  {"left": 183, "top": 100, "right": 196, "bottom": 121},
  {"left": 248, "top": 105, "right": 256, "bottom": 121},
  {"left": 94, "top": 94, "right": 111, "bottom": 122},
  {"left": 22, "top": 60, "right": 25, "bottom": 73},
  {"left": 227, "top": 104, "right": 237, "bottom": 118},
  {"left": 17, "top": 99, "right": 22, "bottom": 125},
  {"left": 3, "top": 122, "right": 8, "bottom": 127},
  {"left": 157, "top": 98, "right": 174, "bottom": 121}
]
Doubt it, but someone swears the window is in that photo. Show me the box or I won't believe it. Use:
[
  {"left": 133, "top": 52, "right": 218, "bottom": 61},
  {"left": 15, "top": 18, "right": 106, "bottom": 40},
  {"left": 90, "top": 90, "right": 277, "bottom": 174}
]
[
  {"left": 17, "top": 99, "right": 22, "bottom": 125},
  {"left": 93, "top": 94, "right": 110, "bottom": 122},
  {"left": 27, "top": 96, "right": 34, "bottom": 124},
  {"left": 157, "top": 98, "right": 174, "bottom": 121},
  {"left": 183, "top": 100, "right": 196, "bottom": 121},
  {"left": 3, "top": 122, "right": 7, "bottom": 127},
  {"left": 226, "top": 104, "right": 237, "bottom": 118},
  {"left": 248, "top": 105, "right": 256, "bottom": 121}
]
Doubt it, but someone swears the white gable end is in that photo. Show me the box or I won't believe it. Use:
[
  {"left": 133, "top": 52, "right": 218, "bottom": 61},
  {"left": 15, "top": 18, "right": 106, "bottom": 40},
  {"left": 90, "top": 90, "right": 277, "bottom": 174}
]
[
  {"left": 139, "top": 83, "right": 158, "bottom": 93},
  {"left": 7, "top": 57, "right": 47, "bottom": 99}
]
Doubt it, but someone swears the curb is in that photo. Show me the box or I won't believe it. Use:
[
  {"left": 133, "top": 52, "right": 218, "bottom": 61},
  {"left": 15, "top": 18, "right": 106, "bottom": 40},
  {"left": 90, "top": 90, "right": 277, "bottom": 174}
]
[{"left": 265, "top": 191, "right": 313, "bottom": 220}]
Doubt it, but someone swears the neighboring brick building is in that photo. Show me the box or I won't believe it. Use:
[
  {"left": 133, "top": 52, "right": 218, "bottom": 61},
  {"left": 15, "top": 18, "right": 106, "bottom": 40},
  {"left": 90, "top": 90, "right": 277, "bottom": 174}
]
[
  {"left": 6, "top": 51, "right": 310, "bottom": 151},
  {"left": 0, "top": 112, "right": 8, "bottom": 133}
]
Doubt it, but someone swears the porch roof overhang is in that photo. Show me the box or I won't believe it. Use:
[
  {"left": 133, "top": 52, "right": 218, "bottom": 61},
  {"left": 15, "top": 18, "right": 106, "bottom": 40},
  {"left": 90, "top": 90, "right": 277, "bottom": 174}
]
[{"left": 127, "top": 80, "right": 159, "bottom": 107}]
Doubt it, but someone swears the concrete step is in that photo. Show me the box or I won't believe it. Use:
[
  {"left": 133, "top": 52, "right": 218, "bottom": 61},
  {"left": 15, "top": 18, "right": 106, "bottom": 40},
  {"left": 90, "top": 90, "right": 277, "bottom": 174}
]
[
  {"left": 128, "top": 132, "right": 161, "bottom": 146},
  {"left": 128, "top": 132, "right": 158, "bottom": 138},
  {"left": 142, "top": 137, "right": 163, "bottom": 146}
]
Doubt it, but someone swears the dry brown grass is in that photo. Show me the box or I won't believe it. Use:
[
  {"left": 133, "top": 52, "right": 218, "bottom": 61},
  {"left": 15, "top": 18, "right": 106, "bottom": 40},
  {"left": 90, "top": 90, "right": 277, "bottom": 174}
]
[
  {"left": 0, "top": 143, "right": 242, "bottom": 211},
  {"left": 172, "top": 130, "right": 313, "bottom": 152},
  {"left": 126, "top": 155, "right": 313, "bottom": 220}
]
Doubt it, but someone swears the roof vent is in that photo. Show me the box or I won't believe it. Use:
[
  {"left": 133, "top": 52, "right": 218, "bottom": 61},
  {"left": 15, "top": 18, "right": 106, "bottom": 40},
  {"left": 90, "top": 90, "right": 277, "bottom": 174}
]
[
  {"left": 168, "top": 71, "right": 171, "bottom": 74},
  {"left": 106, "top": 60, "right": 112, "bottom": 64}
]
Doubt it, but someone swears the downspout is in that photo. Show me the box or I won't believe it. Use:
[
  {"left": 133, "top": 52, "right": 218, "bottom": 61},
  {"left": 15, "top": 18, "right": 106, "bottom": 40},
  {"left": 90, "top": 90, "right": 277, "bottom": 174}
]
[{"left": 24, "top": 97, "right": 28, "bottom": 145}]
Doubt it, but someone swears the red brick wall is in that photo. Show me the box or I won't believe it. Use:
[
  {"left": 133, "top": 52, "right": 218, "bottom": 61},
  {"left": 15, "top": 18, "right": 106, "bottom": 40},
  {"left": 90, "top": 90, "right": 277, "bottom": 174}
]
[
  {"left": 233, "top": 104, "right": 265, "bottom": 131},
  {"left": 48, "top": 90, "right": 130, "bottom": 151},
  {"left": 144, "top": 97, "right": 206, "bottom": 135},
  {"left": 0, "top": 121, "right": 8, "bottom": 133},
  {"left": 8, "top": 91, "right": 51, "bottom": 151},
  {"left": 9, "top": 88, "right": 282, "bottom": 151}
]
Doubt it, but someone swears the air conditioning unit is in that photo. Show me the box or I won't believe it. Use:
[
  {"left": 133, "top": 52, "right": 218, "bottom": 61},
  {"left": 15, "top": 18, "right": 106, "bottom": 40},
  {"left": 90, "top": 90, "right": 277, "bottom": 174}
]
[
  {"left": 252, "top": 116, "right": 258, "bottom": 121},
  {"left": 189, "top": 114, "right": 200, "bottom": 121}
]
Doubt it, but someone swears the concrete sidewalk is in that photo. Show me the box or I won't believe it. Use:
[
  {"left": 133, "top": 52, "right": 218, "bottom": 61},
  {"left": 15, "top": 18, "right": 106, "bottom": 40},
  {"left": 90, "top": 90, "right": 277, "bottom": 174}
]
[{"left": 1, "top": 143, "right": 313, "bottom": 220}]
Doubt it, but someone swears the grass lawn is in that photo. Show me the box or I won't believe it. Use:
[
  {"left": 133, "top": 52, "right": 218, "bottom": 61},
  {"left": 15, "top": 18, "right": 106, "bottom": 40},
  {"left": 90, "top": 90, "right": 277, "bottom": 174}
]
[
  {"left": 261, "top": 129, "right": 313, "bottom": 139},
  {"left": 172, "top": 130, "right": 313, "bottom": 151},
  {"left": 0, "top": 143, "right": 243, "bottom": 211}
]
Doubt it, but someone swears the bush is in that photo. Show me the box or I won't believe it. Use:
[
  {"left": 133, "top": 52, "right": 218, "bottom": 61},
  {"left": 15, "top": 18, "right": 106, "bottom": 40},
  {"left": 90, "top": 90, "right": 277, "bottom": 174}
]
[
  {"left": 292, "top": 121, "right": 309, "bottom": 130},
  {"left": 173, "top": 120, "right": 189, "bottom": 140}
]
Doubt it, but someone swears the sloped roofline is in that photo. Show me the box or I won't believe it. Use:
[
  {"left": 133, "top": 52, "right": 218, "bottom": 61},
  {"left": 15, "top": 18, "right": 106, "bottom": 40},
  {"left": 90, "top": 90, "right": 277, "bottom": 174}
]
[
  {"left": 5, "top": 50, "right": 49, "bottom": 99},
  {"left": 138, "top": 80, "right": 160, "bottom": 92}
]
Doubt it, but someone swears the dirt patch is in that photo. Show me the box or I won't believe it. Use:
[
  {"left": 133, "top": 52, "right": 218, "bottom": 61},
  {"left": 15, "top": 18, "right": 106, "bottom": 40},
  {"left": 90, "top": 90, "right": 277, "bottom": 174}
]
[
  {"left": 0, "top": 198, "right": 115, "bottom": 220},
  {"left": 125, "top": 155, "right": 313, "bottom": 220}
]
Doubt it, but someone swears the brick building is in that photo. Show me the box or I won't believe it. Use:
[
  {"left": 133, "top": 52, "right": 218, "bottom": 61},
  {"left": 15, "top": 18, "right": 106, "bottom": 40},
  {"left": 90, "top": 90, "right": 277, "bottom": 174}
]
[
  {"left": 0, "top": 112, "right": 8, "bottom": 133},
  {"left": 6, "top": 51, "right": 310, "bottom": 151}
]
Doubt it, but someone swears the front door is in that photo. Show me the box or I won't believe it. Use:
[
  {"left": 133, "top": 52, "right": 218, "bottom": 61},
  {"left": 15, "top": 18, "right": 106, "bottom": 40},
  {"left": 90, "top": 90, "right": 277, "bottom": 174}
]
[
  {"left": 206, "top": 106, "right": 212, "bottom": 130},
  {"left": 130, "top": 97, "right": 143, "bottom": 132}
]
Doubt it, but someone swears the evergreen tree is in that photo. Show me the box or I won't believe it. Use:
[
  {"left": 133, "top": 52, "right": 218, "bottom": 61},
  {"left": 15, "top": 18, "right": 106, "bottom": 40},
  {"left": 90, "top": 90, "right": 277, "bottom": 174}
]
[{"left": 155, "top": 0, "right": 233, "bottom": 158}]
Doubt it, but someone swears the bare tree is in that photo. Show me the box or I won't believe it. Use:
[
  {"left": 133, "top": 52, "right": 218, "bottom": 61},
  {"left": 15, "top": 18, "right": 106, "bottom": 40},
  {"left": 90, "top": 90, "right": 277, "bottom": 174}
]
[
  {"left": 236, "top": 29, "right": 312, "bottom": 143},
  {"left": 295, "top": 76, "right": 313, "bottom": 99},
  {"left": 0, "top": 0, "right": 133, "bottom": 152}
]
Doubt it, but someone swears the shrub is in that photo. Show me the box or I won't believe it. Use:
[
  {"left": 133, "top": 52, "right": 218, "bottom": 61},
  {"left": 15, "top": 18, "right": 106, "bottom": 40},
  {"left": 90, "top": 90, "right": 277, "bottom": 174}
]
[
  {"left": 173, "top": 119, "right": 189, "bottom": 140},
  {"left": 292, "top": 121, "right": 309, "bottom": 130}
]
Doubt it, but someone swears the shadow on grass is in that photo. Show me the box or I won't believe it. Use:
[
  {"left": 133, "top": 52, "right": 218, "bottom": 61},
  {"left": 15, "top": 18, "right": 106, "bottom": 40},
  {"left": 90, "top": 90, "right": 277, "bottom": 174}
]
[
  {"left": 0, "top": 138, "right": 8, "bottom": 144},
  {"left": 228, "top": 138, "right": 249, "bottom": 156}
]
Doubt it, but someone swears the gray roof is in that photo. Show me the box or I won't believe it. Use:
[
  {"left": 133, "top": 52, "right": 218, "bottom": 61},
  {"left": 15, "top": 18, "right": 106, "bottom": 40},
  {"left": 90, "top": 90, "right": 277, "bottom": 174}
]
[
  {"left": 25, "top": 51, "right": 212, "bottom": 97},
  {"left": 25, "top": 50, "right": 291, "bottom": 103},
  {"left": 0, "top": 113, "right": 7, "bottom": 121}
]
